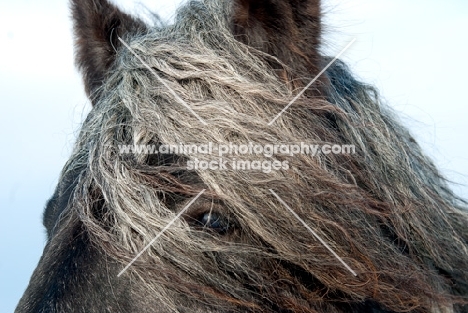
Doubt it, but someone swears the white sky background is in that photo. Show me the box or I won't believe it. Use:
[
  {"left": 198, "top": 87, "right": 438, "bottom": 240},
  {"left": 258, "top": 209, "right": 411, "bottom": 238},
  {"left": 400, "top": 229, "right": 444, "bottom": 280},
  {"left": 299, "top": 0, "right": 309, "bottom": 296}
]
[{"left": 1, "top": 0, "right": 467, "bottom": 311}]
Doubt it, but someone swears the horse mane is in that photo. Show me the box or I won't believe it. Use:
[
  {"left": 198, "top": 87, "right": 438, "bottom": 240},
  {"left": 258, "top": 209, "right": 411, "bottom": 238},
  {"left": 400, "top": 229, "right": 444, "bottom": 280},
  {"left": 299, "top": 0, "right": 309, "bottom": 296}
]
[{"left": 18, "top": 0, "right": 468, "bottom": 312}]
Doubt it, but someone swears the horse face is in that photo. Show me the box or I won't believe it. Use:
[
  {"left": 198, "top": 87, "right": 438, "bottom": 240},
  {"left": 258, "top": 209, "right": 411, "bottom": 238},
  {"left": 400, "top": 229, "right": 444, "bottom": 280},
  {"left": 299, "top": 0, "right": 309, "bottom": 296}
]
[{"left": 16, "top": 1, "right": 468, "bottom": 312}]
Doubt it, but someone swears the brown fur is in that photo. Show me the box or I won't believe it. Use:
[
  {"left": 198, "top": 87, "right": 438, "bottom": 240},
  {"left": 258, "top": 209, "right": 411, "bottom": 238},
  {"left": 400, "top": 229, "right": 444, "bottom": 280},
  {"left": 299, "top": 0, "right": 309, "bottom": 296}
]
[{"left": 232, "top": 0, "right": 326, "bottom": 92}]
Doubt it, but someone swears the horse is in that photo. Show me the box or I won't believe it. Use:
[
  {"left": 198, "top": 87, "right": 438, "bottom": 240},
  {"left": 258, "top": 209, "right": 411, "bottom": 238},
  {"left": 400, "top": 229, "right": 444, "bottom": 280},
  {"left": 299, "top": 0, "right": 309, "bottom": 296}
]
[{"left": 16, "top": 0, "right": 468, "bottom": 312}]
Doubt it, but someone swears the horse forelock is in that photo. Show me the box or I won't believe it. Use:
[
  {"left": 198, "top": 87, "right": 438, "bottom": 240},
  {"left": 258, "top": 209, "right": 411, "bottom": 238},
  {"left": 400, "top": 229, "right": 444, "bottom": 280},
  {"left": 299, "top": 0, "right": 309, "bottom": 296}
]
[{"left": 27, "top": 1, "right": 468, "bottom": 312}]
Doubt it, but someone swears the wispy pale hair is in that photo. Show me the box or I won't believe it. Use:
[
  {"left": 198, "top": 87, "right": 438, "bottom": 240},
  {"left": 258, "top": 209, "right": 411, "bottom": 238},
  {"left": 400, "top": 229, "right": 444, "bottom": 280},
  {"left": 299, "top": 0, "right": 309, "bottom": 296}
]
[{"left": 17, "top": 0, "right": 468, "bottom": 312}]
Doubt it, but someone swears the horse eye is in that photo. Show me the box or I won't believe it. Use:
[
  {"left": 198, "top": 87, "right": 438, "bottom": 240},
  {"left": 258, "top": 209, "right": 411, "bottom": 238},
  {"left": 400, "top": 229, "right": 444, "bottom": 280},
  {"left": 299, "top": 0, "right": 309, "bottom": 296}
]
[{"left": 197, "top": 212, "right": 229, "bottom": 234}]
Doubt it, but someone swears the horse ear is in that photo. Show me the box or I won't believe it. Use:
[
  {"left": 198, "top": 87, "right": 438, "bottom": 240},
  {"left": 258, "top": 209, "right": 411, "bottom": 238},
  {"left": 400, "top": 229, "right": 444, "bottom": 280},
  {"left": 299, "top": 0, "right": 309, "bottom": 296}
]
[
  {"left": 231, "top": 0, "right": 321, "bottom": 75},
  {"left": 71, "top": 0, "right": 147, "bottom": 104}
]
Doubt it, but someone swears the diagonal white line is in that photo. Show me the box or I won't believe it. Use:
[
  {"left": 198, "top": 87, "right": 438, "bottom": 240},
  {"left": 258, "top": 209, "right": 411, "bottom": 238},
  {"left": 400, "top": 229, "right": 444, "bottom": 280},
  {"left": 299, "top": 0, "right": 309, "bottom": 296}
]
[
  {"left": 268, "top": 38, "right": 356, "bottom": 126},
  {"left": 117, "top": 189, "right": 206, "bottom": 277},
  {"left": 118, "top": 37, "right": 208, "bottom": 126},
  {"left": 269, "top": 189, "right": 357, "bottom": 276}
]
